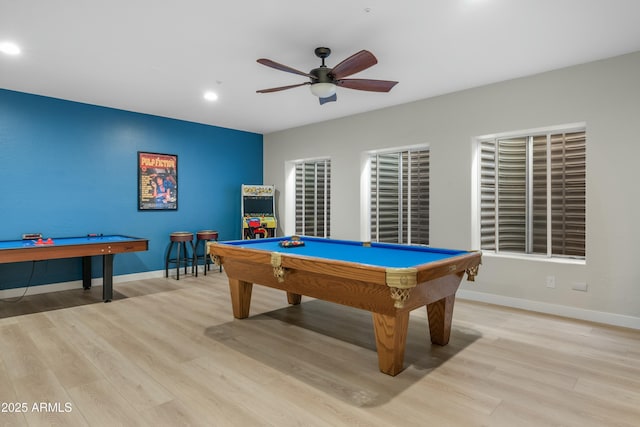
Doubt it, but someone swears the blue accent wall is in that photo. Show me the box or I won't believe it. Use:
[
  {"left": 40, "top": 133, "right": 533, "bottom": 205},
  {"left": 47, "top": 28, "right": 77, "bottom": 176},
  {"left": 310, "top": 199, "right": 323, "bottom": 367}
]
[{"left": 0, "top": 89, "right": 263, "bottom": 289}]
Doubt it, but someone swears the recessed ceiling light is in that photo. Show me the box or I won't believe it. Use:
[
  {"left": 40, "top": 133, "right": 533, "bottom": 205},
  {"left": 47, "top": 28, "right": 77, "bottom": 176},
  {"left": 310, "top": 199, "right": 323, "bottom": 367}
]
[
  {"left": 0, "top": 41, "right": 21, "bottom": 55},
  {"left": 203, "top": 91, "right": 218, "bottom": 102}
]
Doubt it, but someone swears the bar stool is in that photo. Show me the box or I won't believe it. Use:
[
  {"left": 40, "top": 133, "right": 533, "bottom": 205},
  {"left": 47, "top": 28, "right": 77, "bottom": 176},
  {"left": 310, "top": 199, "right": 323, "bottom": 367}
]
[
  {"left": 165, "top": 231, "right": 195, "bottom": 280},
  {"left": 194, "top": 230, "right": 220, "bottom": 276}
]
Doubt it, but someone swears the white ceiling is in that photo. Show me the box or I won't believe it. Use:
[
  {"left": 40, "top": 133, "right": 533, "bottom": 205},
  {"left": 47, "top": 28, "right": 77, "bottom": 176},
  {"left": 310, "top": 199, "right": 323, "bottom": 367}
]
[{"left": 2, "top": 1, "right": 640, "bottom": 135}]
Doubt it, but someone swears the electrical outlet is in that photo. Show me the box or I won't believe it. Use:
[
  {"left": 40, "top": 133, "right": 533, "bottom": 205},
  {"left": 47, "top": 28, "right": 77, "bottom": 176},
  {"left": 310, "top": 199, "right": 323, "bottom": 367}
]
[
  {"left": 546, "top": 276, "right": 556, "bottom": 288},
  {"left": 572, "top": 282, "right": 588, "bottom": 292}
]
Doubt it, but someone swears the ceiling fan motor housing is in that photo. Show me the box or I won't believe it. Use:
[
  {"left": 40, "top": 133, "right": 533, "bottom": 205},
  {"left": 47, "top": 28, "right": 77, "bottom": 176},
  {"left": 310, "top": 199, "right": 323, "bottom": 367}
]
[{"left": 310, "top": 66, "right": 334, "bottom": 84}]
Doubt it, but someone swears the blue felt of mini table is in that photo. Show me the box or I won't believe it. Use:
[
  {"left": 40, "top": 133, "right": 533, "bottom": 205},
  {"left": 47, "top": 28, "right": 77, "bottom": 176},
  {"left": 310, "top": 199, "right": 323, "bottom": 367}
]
[
  {"left": 0, "top": 235, "right": 140, "bottom": 249},
  {"left": 221, "top": 236, "right": 468, "bottom": 269}
]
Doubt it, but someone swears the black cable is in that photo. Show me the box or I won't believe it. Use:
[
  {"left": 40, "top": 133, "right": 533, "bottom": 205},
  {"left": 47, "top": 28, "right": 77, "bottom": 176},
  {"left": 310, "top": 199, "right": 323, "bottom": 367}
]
[{"left": 0, "top": 260, "right": 37, "bottom": 303}]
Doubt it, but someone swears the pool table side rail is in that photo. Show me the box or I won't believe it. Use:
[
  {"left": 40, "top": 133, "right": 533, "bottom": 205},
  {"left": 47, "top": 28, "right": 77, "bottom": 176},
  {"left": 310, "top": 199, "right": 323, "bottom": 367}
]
[
  {"left": 415, "top": 251, "right": 481, "bottom": 283},
  {"left": 210, "top": 242, "right": 480, "bottom": 283},
  {"left": 211, "top": 243, "right": 388, "bottom": 283}
]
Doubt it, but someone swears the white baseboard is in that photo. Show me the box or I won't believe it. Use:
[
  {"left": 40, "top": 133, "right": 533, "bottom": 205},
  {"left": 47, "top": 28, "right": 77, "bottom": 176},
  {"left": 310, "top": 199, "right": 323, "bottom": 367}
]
[
  {"left": 0, "top": 270, "right": 165, "bottom": 299},
  {"left": 111, "top": 269, "right": 165, "bottom": 284},
  {"left": 458, "top": 289, "right": 640, "bottom": 330}
]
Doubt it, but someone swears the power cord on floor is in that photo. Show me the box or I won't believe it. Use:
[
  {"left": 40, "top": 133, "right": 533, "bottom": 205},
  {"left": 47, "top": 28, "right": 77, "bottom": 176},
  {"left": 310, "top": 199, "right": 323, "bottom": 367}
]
[{"left": 0, "top": 260, "right": 37, "bottom": 303}]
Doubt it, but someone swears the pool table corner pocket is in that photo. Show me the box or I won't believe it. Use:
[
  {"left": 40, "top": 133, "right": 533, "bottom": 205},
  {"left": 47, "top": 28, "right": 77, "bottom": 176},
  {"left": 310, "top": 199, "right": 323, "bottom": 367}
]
[
  {"left": 270, "top": 252, "right": 286, "bottom": 282},
  {"left": 385, "top": 267, "right": 418, "bottom": 308}
]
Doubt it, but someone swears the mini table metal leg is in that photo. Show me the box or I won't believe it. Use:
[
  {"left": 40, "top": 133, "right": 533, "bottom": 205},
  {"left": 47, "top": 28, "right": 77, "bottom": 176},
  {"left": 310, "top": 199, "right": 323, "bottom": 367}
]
[
  {"left": 103, "top": 254, "right": 114, "bottom": 302},
  {"left": 82, "top": 256, "right": 92, "bottom": 289}
]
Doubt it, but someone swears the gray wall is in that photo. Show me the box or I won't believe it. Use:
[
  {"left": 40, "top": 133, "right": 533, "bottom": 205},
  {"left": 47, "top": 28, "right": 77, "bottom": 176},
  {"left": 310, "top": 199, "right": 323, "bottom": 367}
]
[{"left": 264, "top": 52, "right": 640, "bottom": 327}]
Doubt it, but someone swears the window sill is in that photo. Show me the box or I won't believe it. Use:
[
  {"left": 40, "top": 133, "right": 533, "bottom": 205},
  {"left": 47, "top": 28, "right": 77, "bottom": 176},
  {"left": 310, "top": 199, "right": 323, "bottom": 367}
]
[{"left": 481, "top": 251, "right": 586, "bottom": 266}]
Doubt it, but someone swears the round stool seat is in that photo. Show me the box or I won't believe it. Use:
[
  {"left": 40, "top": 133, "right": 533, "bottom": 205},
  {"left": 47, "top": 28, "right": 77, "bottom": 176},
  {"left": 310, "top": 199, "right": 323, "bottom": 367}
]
[
  {"left": 170, "top": 232, "right": 194, "bottom": 242},
  {"left": 196, "top": 230, "right": 219, "bottom": 241}
]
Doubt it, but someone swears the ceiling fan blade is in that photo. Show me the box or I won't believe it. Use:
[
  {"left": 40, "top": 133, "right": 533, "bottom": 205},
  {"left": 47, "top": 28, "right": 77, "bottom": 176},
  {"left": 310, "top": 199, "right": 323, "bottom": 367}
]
[
  {"left": 336, "top": 79, "right": 398, "bottom": 92},
  {"left": 319, "top": 93, "right": 337, "bottom": 105},
  {"left": 257, "top": 82, "right": 310, "bottom": 93},
  {"left": 330, "top": 50, "right": 378, "bottom": 79},
  {"left": 257, "top": 58, "right": 315, "bottom": 78}
]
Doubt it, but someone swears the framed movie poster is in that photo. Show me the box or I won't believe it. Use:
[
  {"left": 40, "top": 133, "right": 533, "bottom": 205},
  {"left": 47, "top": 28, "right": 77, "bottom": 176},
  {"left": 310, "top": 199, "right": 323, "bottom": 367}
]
[{"left": 138, "top": 152, "right": 178, "bottom": 210}]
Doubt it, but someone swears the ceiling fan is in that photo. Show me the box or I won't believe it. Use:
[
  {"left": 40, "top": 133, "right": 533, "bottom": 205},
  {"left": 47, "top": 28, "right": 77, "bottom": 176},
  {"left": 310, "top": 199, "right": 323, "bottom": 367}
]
[{"left": 256, "top": 47, "right": 398, "bottom": 105}]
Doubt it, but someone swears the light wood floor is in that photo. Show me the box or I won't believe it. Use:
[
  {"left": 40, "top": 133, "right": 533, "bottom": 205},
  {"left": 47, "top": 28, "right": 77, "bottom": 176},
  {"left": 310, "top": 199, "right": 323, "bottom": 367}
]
[{"left": 1, "top": 269, "right": 639, "bottom": 426}]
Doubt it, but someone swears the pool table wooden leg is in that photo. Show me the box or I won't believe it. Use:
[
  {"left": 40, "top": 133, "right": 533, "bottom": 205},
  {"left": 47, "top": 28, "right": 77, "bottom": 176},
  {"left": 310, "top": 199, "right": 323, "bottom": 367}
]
[
  {"left": 426, "top": 294, "right": 455, "bottom": 345},
  {"left": 229, "top": 279, "right": 253, "bottom": 319},
  {"left": 286, "top": 292, "right": 302, "bottom": 305},
  {"left": 372, "top": 311, "right": 410, "bottom": 376}
]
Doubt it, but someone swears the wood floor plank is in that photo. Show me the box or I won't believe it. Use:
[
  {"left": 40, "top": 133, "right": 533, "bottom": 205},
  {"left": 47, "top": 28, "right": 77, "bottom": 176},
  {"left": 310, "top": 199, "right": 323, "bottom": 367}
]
[
  {"left": 45, "top": 308, "right": 175, "bottom": 413},
  {"left": 27, "top": 323, "right": 102, "bottom": 390},
  {"left": 0, "top": 323, "right": 49, "bottom": 381},
  {"left": 66, "top": 378, "right": 144, "bottom": 427},
  {"left": 137, "top": 398, "right": 215, "bottom": 427}
]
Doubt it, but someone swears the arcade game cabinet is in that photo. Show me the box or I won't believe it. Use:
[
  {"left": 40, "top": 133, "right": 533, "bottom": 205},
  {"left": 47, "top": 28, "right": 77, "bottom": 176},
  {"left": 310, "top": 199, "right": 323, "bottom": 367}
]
[{"left": 241, "top": 184, "right": 277, "bottom": 239}]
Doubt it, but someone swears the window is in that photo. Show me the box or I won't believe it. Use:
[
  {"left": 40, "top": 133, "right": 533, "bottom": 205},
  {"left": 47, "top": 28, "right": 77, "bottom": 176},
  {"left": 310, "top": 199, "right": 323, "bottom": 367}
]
[
  {"left": 370, "top": 149, "right": 429, "bottom": 245},
  {"left": 479, "top": 128, "right": 585, "bottom": 258},
  {"left": 294, "top": 159, "right": 331, "bottom": 237}
]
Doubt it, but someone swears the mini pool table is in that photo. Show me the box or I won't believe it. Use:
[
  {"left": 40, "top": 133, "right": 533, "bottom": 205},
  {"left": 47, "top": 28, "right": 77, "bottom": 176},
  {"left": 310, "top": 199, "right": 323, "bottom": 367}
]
[
  {"left": 0, "top": 235, "right": 148, "bottom": 302},
  {"left": 208, "top": 236, "right": 481, "bottom": 376}
]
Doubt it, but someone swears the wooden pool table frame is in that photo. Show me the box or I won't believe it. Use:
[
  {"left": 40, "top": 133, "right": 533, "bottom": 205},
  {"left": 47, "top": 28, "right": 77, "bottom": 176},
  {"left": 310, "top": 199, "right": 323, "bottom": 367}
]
[
  {"left": 209, "top": 240, "right": 481, "bottom": 376},
  {"left": 0, "top": 235, "right": 148, "bottom": 302}
]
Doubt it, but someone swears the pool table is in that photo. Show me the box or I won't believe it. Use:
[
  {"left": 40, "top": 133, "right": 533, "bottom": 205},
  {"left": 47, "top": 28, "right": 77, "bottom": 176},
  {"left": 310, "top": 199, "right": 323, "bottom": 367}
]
[
  {"left": 0, "top": 235, "right": 148, "bottom": 302},
  {"left": 208, "top": 236, "right": 481, "bottom": 376}
]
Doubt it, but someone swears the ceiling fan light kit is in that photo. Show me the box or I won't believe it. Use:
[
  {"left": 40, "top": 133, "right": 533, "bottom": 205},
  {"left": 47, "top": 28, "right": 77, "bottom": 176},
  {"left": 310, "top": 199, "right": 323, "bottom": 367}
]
[
  {"left": 257, "top": 46, "right": 398, "bottom": 105},
  {"left": 310, "top": 83, "right": 336, "bottom": 98}
]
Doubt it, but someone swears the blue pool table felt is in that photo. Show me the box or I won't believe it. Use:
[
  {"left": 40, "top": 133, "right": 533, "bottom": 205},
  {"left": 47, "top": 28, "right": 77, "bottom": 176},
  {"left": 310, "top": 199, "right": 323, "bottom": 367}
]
[
  {"left": 0, "top": 235, "right": 139, "bottom": 249},
  {"left": 223, "top": 236, "right": 467, "bottom": 269}
]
